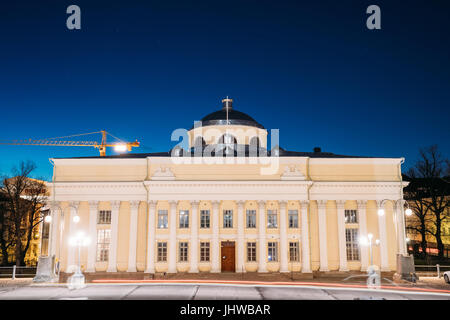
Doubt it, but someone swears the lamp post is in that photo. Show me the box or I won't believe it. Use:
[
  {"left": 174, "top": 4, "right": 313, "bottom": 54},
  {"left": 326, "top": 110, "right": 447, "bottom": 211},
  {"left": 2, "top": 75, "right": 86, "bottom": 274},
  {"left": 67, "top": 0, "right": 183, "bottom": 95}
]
[
  {"left": 67, "top": 231, "right": 90, "bottom": 289},
  {"left": 360, "top": 233, "right": 381, "bottom": 289}
]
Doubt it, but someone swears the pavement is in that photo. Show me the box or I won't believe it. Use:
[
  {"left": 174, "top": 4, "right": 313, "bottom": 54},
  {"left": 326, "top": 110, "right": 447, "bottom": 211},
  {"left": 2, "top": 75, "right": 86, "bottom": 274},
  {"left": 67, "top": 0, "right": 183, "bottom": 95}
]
[{"left": 0, "top": 277, "right": 449, "bottom": 300}]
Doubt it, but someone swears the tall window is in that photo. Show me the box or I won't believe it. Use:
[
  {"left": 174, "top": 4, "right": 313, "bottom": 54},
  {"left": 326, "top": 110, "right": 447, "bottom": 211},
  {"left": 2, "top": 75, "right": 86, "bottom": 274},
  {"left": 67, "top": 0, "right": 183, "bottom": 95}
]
[
  {"left": 157, "top": 242, "right": 167, "bottom": 262},
  {"left": 179, "top": 210, "right": 189, "bottom": 228},
  {"left": 200, "top": 242, "right": 210, "bottom": 262},
  {"left": 96, "top": 229, "right": 111, "bottom": 262},
  {"left": 98, "top": 210, "right": 111, "bottom": 224},
  {"left": 345, "top": 229, "right": 360, "bottom": 261},
  {"left": 267, "top": 210, "right": 277, "bottom": 228},
  {"left": 200, "top": 210, "right": 210, "bottom": 228},
  {"left": 158, "top": 210, "right": 168, "bottom": 229},
  {"left": 179, "top": 242, "right": 188, "bottom": 262},
  {"left": 289, "top": 242, "right": 299, "bottom": 262},
  {"left": 247, "top": 242, "right": 256, "bottom": 262},
  {"left": 268, "top": 242, "right": 278, "bottom": 262},
  {"left": 288, "top": 210, "right": 298, "bottom": 228},
  {"left": 246, "top": 210, "right": 256, "bottom": 228},
  {"left": 223, "top": 210, "right": 233, "bottom": 228},
  {"left": 344, "top": 210, "right": 358, "bottom": 224}
]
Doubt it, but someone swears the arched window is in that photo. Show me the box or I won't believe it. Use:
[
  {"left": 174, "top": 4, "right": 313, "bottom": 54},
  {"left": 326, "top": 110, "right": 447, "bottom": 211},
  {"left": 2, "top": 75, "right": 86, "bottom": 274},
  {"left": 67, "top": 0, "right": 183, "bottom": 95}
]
[
  {"left": 218, "top": 134, "right": 237, "bottom": 145},
  {"left": 249, "top": 136, "right": 260, "bottom": 156},
  {"left": 218, "top": 134, "right": 237, "bottom": 156},
  {"left": 194, "top": 136, "right": 206, "bottom": 148}
]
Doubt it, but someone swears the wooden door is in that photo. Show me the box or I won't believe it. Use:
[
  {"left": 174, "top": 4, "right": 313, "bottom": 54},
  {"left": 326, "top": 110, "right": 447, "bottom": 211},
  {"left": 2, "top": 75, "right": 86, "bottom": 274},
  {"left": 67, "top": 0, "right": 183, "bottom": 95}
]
[{"left": 221, "top": 241, "right": 236, "bottom": 272}]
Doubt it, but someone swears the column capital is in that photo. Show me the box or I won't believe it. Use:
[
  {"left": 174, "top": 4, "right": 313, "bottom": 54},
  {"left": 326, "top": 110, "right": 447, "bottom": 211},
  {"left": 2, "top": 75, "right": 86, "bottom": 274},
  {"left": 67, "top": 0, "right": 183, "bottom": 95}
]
[
  {"left": 236, "top": 200, "right": 245, "bottom": 208},
  {"left": 88, "top": 200, "right": 99, "bottom": 210},
  {"left": 69, "top": 201, "right": 80, "bottom": 209},
  {"left": 356, "top": 200, "right": 367, "bottom": 209},
  {"left": 110, "top": 200, "right": 121, "bottom": 210},
  {"left": 257, "top": 200, "right": 265, "bottom": 208},
  {"left": 300, "top": 200, "right": 309, "bottom": 207},
  {"left": 130, "top": 200, "right": 140, "bottom": 210},
  {"left": 317, "top": 200, "right": 327, "bottom": 209},
  {"left": 148, "top": 200, "right": 157, "bottom": 208},
  {"left": 279, "top": 200, "right": 287, "bottom": 209},
  {"left": 168, "top": 200, "right": 178, "bottom": 206},
  {"left": 336, "top": 200, "right": 346, "bottom": 209},
  {"left": 211, "top": 200, "right": 220, "bottom": 209},
  {"left": 190, "top": 200, "right": 200, "bottom": 208}
]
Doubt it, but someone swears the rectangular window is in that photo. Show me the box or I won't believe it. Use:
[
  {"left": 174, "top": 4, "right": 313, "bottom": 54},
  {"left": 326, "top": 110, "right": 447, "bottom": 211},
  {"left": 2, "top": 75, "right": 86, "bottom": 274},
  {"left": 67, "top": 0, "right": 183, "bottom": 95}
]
[
  {"left": 97, "top": 210, "right": 111, "bottom": 224},
  {"left": 289, "top": 242, "right": 299, "bottom": 262},
  {"left": 288, "top": 210, "right": 298, "bottom": 228},
  {"left": 223, "top": 210, "right": 233, "bottom": 228},
  {"left": 179, "top": 242, "right": 188, "bottom": 262},
  {"left": 179, "top": 210, "right": 189, "bottom": 228},
  {"left": 268, "top": 242, "right": 278, "bottom": 262},
  {"left": 96, "top": 229, "right": 111, "bottom": 262},
  {"left": 157, "top": 210, "right": 168, "bottom": 229},
  {"left": 345, "top": 229, "right": 360, "bottom": 261},
  {"left": 200, "top": 242, "right": 210, "bottom": 262},
  {"left": 157, "top": 242, "right": 168, "bottom": 262},
  {"left": 344, "top": 210, "right": 358, "bottom": 224},
  {"left": 247, "top": 242, "right": 256, "bottom": 262},
  {"left": 200, "top": 210, "right": 210, "bottom": 228},
  {"left": 246, "top": 210, "right": 256, "bottom": 228},
  {"left": 267, "top": 210, "right": 277, "bottom": 228}
]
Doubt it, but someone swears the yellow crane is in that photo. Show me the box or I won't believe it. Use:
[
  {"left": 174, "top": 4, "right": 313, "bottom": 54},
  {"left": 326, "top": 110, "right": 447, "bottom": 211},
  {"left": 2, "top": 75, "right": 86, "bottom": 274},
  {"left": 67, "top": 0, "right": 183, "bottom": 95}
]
[{"left": 0, "top": 130, "right": 140, "bottom": 156}]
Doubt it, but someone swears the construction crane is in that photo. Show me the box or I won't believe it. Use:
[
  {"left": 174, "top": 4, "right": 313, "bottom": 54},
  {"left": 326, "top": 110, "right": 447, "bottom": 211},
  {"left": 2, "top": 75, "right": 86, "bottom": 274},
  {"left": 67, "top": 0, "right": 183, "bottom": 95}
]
[{"left": 0, "top": 130, "right": 140, "bottom": 156}]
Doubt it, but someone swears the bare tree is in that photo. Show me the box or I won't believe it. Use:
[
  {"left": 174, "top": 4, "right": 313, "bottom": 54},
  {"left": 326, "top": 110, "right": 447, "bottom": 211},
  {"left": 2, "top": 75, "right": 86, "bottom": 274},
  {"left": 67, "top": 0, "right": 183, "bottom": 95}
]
[
  {"left": 0, "top": 192, "right": 14, "bottom": 265},
  {"left": 1, "top": 161, "right": 47, "bottom": 266},
  {"left": 407, "top": 146, "right": 449, "bottom": 259}
]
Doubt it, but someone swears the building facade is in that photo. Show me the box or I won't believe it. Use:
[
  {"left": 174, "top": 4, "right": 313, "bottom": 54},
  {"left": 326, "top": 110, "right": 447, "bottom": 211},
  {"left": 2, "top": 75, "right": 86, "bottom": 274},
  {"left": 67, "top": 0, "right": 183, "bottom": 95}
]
[{"left": 47, "top": 98, "right": 409, "bottom": 275}]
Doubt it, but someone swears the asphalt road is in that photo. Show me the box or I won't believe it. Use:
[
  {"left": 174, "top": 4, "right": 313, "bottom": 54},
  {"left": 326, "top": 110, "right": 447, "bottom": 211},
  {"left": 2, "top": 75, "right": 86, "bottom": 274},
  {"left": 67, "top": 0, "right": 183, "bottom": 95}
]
[{"left": 0, "top": 283, "right": 449, "bottom": 300}]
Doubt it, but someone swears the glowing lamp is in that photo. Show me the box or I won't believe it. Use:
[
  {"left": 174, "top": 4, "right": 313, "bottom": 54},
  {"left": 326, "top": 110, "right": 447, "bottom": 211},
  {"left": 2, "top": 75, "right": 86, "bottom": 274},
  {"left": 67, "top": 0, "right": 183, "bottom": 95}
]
[
  {"left": 44, "top": 215, "right": 52, "bottom": 223},
  {"left": 405, "top": 208, "right": 412, "bottom": 216}
]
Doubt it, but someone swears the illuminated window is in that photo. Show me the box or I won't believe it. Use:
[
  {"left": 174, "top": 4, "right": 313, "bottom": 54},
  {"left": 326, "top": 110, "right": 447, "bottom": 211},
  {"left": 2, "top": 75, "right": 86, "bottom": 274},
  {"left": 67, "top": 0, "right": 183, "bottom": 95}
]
[
  {"left": 289, "top": 242, "right": 299, "bottom": 262},
  {"left": 200, "top": 210, "right": 210, "bottom": 228},
  {"left": 157, "top": 210, "right": 168, "bottom": 229},
  {"left": 268, "top": 242, "right": 278, "bottom": 262},
  {"left": 200, "top": 242, "right": 210, "bottom": 262},
  {"left": 179, "top": 242, "right": 188, "bottom": 262},
  {"left": 157, "top": 242, "right": 167, "bottom": 262},
  {"left": 344, "top": 210, "right": 358, "bottom": 224},
  {"left": 179, "top": 210, "right": 189, "bottom": 228},
  {"left": 223, "top": 210, "right": 233, "bottom": 228},
  {"left": 98, "top": 210, "right": 111, "bottom": 224},
  {"left": 267, "top": 210, "right": 277, "bottom": 228},
  {"left": 288, "top": 210, "right": 298, "bottom": 228},
  {"left": 247, "top": 242, "right": 256, "bottom": 262},
  {"left": 346, "top": 229, "right": 360, "bottom": 261},
  {"left": 96, "top": 229, "right": 111, "bottom": 262},
  {"left": 246, "top": 210, "right": 256, "bottom": 228}
]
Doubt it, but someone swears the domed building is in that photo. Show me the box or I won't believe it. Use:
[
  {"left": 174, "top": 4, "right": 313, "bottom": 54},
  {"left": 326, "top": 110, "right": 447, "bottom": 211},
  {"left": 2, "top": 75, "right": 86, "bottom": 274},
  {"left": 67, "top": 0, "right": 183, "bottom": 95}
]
[{"left": 47, "top": 98, "right": 410, "bottom": 280}]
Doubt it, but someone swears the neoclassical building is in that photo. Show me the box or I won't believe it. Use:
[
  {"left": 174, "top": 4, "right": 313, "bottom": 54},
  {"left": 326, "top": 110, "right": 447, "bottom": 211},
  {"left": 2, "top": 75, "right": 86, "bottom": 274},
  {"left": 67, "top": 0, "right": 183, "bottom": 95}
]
[{"left": 47, "top": 98, "right": 409, "bottom": 277}]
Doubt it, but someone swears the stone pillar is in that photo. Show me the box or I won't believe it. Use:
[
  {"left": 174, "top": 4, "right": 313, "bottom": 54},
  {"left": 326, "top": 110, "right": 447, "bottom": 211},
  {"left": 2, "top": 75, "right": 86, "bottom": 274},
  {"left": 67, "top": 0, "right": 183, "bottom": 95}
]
[
  {"left": 357, "top": 200, "right": 369, "bottom": 271},
  {"left": 279, "top": 200, "right": 288, "bottom": 273},
  {"left": 376, "top": 200, "right": 390, "bottom": 271},
  {"left": 127, "top": 201, "right": 140, "bottom": 272},
  {"left": 336, "top": 200, "right": 348, "bottom": 272},
  {"left": 189, "top": 200, "right": 199, "bottom": 273},
  {"left": 236, "top": 200, "right": 245, "bottom": 273},
  {"left": 396, "top": 200, "right": 407, "bottom": 255},
  {"left": 258, "top": 200, "right": 267, "bottom": 272},
  {"left": 300, "top": 201, "right": 311, "bottom": 273},
  {"left": 49, "top": 204, "right": 59, "bottom": 258},
  {"left": 317, "top": 200, "right": 329, "bottom": 271},
  {"left": 107, "top": 201, "right": 120, "bottom": 272},
  {"left": 211, "top": 200, "right": 220, "bottom": 273},
  {"left": 86, "top": 201, "right": 98, "bottom": 272},
  {"left": 145, "top": 200, "right": 156, "bottom": 273},
  {"left": 168, "top": 200, "right": 177, "bottom": 273},
  {"left": 67, "top": 201, "right": 79, "bottom": 269}
]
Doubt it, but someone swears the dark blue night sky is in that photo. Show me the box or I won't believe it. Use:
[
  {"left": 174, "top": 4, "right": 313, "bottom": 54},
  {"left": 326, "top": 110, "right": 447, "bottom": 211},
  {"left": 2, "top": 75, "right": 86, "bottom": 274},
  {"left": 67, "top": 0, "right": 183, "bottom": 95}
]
[{"left": 0, "top": 0, "right": 449, "bottom": 180}]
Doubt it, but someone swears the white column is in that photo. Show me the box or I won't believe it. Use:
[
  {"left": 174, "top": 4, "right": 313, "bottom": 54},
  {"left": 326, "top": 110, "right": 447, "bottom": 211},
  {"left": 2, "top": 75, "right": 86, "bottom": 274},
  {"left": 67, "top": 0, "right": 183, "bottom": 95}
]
[
  {"left": 168, "top": 200, "right": 177, "bottom": 273},
  {"left": 279, "top": 200, "right": 288, "bottom": 273},
  {"left": 107, "top": 201, "right": 120, "bottom": 272},
  {"left": 189, "top": 200, "right": 199, "bottom": 273},
  {"left": 211, "top": 200, "right": 220, "bottom": 273},
  {"left": 357, "top": 200, "right": 369, "bottom": 271},
  {"left": 236, "top": 200, "right": 245, "bottom": 273},
  {"left": 258, "top": 200, "right": 267, "bottom": 272},
  {"left": 300, "top": 201, "right": 311, "bottom": 273},
  {"left": 336, "top": 200, "right": 348, "bottom": 272},
  {"left": 86, "top": 201, "right": 98, "bottom": 272},
  {"left": 127, "top": 201, "right": 140, "bottom": 272},
  {"left": 396, "top": 200, "right": 407, "bottom": 255},
  {"left": 49, "top": 204, "right": 59, "bottom": 257},
  {"left": 317, "top": 200, "right": 329, "bottom": 271},
  {"left": 67, "top": 201, "right": 79, "bottom": 269},
  {"left": 376, "top": 200, "right": 390, "bottom": 271},
  {"left": 145, "top": 200, "right": 156, "bottom": 273}
]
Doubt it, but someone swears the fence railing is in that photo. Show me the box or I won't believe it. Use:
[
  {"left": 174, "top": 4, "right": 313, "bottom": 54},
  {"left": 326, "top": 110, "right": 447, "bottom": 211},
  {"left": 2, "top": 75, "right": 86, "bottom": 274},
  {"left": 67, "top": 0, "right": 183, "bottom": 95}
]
[
  {"left": 0, "top": 266, "right": 37, "bottom": 280},
  {"left": 414, "top": 264, "right": 450, "bottom": 278}
]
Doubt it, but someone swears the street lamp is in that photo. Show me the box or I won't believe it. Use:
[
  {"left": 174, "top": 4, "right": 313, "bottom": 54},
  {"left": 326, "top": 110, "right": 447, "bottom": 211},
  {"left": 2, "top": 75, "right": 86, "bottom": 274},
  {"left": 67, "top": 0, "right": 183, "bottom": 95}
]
[
  {"left": 67, "top": 231, "right": 91, "bottom": 289},
  {"left": 360, "top": 233, "right": 380, "bottom": 266},
  {"left": 360, "top": 233, "right": 381, "bottom": 289}
]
